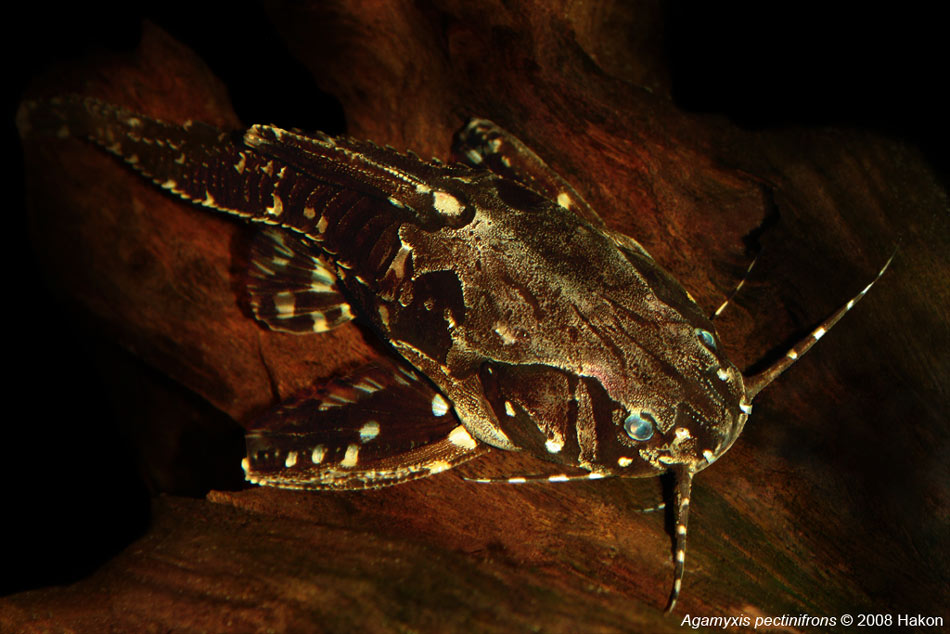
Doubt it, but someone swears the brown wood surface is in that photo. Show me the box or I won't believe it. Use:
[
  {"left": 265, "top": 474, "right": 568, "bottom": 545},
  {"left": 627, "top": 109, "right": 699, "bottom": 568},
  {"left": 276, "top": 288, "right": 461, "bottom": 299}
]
[{"left": 8, "top": 2, "right": 949, "bottom": 632}]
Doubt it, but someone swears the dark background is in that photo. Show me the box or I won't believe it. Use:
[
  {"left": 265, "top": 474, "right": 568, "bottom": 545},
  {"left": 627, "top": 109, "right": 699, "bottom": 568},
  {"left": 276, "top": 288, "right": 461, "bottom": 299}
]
[{"left": 5, "top": 0, "right": 947, "bottom": 597}]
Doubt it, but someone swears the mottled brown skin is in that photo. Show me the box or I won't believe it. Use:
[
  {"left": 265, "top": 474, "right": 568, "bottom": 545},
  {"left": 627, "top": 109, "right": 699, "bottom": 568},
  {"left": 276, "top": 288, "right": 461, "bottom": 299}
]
[
  {"left": 18, "top": 91, "right": 757, "bottom": 610},
  {"left": 8, "top": 2, "right": 948, "bottom": 632}
]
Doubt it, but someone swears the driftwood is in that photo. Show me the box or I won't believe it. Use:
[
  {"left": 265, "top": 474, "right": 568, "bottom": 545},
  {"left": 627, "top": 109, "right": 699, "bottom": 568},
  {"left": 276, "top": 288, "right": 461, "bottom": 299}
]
[{"left": 8, "top": 2, "right": 949, "bottom": 632}]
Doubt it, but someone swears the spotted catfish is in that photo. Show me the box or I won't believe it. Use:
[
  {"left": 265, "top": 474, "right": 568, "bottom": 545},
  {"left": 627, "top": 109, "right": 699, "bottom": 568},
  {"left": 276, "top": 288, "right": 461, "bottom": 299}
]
[{"left": 17, "top": 97, "right": 890, "bottom": 611}]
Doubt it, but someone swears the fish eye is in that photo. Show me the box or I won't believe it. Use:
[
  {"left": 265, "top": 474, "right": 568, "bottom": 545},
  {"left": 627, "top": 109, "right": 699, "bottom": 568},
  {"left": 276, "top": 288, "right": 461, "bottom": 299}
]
[
  {"left": 696, "top": 328, "right": 717, "bottom": 350},
  {"left": 623, "top": 411, "right": 656, "bottom": 441}
]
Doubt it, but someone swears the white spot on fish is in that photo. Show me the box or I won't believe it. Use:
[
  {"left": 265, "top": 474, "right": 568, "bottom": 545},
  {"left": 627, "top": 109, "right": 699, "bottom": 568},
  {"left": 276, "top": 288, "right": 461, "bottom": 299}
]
[
  {"left": 504, "top": 401, "right": 516, "bottom": 417},
  {"left": 274, "top": 291, "right": 295, "bottom": 316},
  {"left": 303, "top": 206, "right": 316, "bottom": 219},
  {"left": 556, "top": 192, "right": 572, "bottom": 209},
  {"left": 310, "top": 313, "right": 329, "bottom": 332},
  {"left": 508, "top": 477, "right": 527, "bottom": 484},
  {"left": 285, "top": 451, "right": 298, "bottom": 468},
  {"left": 353, "top": 380, "right": 378, "bottom": 394},
  {"left": 493, "top": 323, "right": 517, "bottom": 345},
  {"left": 544, "top": 436, "right": 564, "bottom": 454},
  {"left": 587, "top": 472, "right": 606, "bottom": 479},
  {"left": 309, "top": 260, "right": 335, "bottom": 286},
  {"left": 311, "top": 445, "right": 326, "bottom": 464},
  {"left": 702, "top": 449, "right": 716, "bottom": 463},
  {"left": 388, "top": 244, "right": 412, "bottom": 279},
  {"left": 161, "top": 179, "right": 177, "bottom": 190},
  {"left": 674, "top": 427, "right": 692, "bottom": 442},
  {"left": 813, "top": 326, "right": 827, "bottom": 340},
  {"left": 787, "top": 349, "right": 799, "bottom": 360},
  {"left": 447, "top": 426, "right": 477, "bottom": 449},
  {"left": 432, "top": 191, "right": 462, "bottom": 216},
  {"left": 341, "top": 444, "right": 360, "bottom": 467},
  {"left": 429, "top": 460, "right": 452, "bottom": 474},
  {"left": 548, "top": 474, "right": 569, "bottom": 482},
  {"left": 241, "top": 457, "right": 250, "bottom": 473},
  {"left": 316, "top": 216, "right": 328, "bottom": 234},
  {"left": 431, "top": 394, "right": 450, "bottom": 417},
  {"left": 716, "top": 368, "right": 730, "bottom": 381},
  {"left": 359, "top": 420, "right": 381, "bottom": 442},
  {"left": 266, "top": 193, "right": 283, "bottom": 216},
  {"left": 618, "top": 457, "right": 633, "bottom": 467}
]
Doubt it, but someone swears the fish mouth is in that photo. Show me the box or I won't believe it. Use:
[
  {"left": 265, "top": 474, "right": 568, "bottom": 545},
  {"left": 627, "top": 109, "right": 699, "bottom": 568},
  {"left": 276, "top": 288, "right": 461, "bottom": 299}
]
[
  {"left": 641, "top": 398, "right": 751, "bottom": 474},
  {"left": 702, "top": 402, "right": 751, "bottom": 468}
]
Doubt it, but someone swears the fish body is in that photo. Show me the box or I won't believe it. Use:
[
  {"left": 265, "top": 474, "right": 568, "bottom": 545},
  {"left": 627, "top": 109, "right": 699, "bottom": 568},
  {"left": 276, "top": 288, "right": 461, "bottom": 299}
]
[{"left": 17, "top": 97, "right": 889, "bottom": 610}]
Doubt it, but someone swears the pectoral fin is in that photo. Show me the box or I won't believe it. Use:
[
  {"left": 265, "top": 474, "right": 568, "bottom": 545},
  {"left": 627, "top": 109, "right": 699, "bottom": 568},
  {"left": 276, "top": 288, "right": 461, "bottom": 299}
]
[
  {"left": 243, "top": 358, "right": 488, "bottom": 490},
  {"left": 247, "top": 228, "right": 354, "bottom": 334}
]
